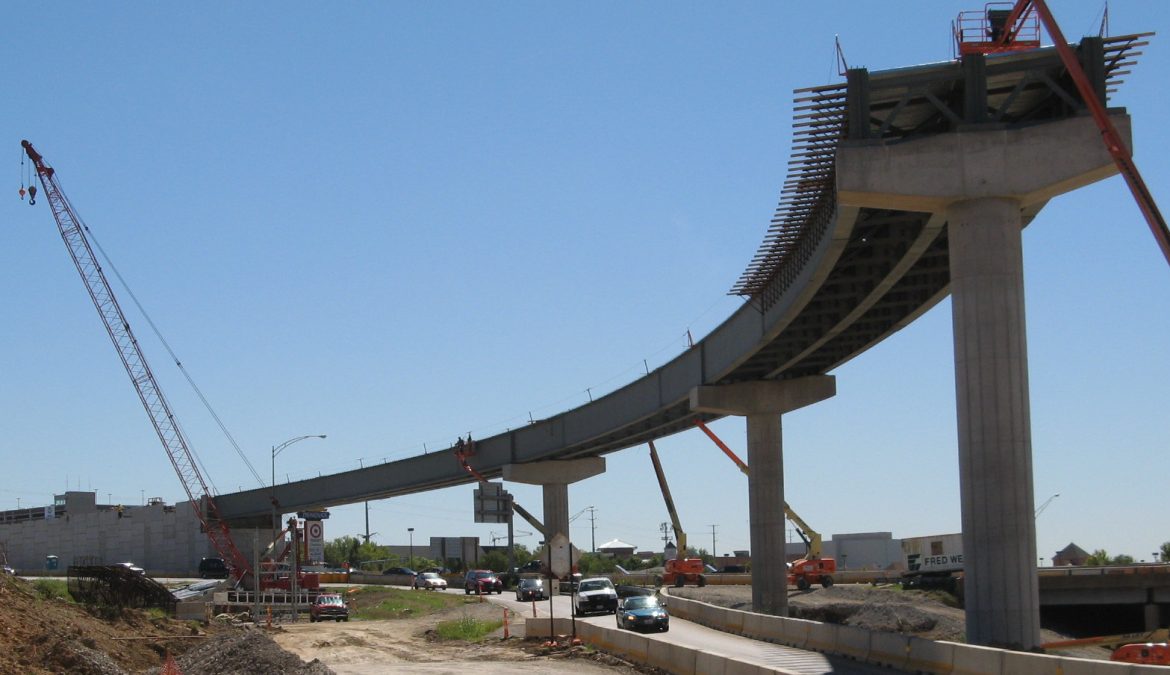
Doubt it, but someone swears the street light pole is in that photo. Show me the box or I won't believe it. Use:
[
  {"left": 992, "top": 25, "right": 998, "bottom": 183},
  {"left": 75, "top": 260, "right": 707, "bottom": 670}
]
[
  {"left": 271, "top": 434, "right": 327, "bottom": 549},
  {"left": 408, "top": 527, "right": 415, "bottom": 570}
]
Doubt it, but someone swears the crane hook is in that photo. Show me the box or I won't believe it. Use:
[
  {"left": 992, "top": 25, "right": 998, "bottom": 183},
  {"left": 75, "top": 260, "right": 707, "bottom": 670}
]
[
  {"left": 28, "top": 184, "right": 36, "bottom": 205},
  {"left": 18, "top": 186, "right": 25, "bottom": 201}
]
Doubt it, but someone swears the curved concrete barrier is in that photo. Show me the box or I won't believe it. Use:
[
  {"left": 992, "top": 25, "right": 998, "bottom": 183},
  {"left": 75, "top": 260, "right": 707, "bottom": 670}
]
[{"left": 659, "top": 588, "right": 1170, "bottom": 674}]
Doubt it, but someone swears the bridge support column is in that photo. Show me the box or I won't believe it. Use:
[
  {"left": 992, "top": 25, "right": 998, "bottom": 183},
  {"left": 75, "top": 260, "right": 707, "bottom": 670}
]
[
  {"left": 838, "top": 113, "right": 1130, "bottom": 650},
  {"left": 503, "top": 457, "right": 605, "bottom": 550},
  {"left": 691, "top": 376, "right": 835, "bottom": 616},
  {"left": 948, "top": 196, "right": 1040, "bottom": 650}
]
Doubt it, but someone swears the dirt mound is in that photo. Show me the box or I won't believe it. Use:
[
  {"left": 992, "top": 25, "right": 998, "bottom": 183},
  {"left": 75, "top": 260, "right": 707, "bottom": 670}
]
[
  {"left": 675, "top": 584, "right": 967, "bottom": 641},
  {"left": 0, "top": 573, "right": 228, "bottom": 674},
  {"left": 151, "top": 629, "right": 335, "bottom": 675}
]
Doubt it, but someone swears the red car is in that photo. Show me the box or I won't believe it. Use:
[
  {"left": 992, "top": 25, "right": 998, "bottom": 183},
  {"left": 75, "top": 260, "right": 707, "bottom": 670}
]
[
  {"left": 309, "top": 594, "right": 350, "bottom": 622},
  {"left": 463, "top": 569, "right": 502, "bottom": 594}
]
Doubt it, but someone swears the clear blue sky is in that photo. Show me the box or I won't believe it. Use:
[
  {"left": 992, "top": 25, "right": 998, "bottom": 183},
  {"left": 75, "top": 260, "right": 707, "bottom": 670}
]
[{"left": 3, "top": 2, "right": 1167, "bottom": 565}]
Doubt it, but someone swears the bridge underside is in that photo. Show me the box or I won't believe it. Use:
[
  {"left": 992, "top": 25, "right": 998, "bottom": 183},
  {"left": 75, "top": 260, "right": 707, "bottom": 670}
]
[{"left": 213, "top": 35, "right": 1150, "bottom": 579}]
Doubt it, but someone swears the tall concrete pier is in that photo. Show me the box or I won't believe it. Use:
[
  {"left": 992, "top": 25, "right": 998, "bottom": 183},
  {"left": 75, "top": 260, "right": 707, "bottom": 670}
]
[
  {"left": 838, "top": 83, "right": 1129, "bottom": 646},
  {"left": 691, "top": 376, "right": 835, "bottom": 616}
]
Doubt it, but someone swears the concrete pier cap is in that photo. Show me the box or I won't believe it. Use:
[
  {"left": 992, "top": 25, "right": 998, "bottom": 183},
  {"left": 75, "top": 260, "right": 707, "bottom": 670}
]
[
  {"left": 690, "top": 375, "right": 836, "bottom": 417},
  {"left": 503, "top": 457, "right": 605, "bottom": 548},
  {"left": 502, "top": 457, "right": 605, "bottom": 485},
  {"left": 836, "top": 113, "right": 1131, "bottom": 213}
]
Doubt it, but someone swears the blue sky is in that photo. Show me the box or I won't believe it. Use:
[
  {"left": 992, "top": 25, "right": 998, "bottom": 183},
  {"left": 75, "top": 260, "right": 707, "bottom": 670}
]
[{"left": 3, "top": 2, "right": 1167, "bottom": 565}]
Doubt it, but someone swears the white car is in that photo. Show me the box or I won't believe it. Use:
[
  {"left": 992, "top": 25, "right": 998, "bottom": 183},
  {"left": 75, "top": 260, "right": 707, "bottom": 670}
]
[
  {"left": 413, "top": 571, "right": 448, "bottom": 590},
  {"left": 573, "top": 577, "right": 618, "bottom": 615}
]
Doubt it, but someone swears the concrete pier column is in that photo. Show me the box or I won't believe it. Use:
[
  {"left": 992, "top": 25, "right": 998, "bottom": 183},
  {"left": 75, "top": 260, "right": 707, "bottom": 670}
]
[
  {"left": 691, "top": 376, "right": 835, "bottom": 616},
  {"left": 837, "top": 112, "right": 1130, "bottom": 650},
  {"left": 503, "top": 457, "right": 605, "bottom": 544},
  {"left": 541, "top": 483, "right": 570, "bottom": 544},
  {"left": 948, "top": 196, "right": 1040, "bottom": 650}
]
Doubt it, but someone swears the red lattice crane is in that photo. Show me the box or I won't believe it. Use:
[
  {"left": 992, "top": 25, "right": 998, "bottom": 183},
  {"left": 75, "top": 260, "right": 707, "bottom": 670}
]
[{"left": 21, "top": 140, "right": 253, "bottom": 586}]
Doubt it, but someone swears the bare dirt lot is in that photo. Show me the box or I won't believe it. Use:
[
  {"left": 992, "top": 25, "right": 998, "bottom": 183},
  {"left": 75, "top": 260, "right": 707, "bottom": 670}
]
[
  {"left": 269, "top": 599, "right": 650, "bottom": 675},
  {"left": 0, "top": 574, "right": 650, "bottom": 674}
]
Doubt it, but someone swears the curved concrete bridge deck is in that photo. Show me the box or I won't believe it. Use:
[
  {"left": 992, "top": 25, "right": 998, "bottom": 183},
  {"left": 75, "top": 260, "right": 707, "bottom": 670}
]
[{"left": 214, "top": 34, "right": 1147, "bottom": 527}]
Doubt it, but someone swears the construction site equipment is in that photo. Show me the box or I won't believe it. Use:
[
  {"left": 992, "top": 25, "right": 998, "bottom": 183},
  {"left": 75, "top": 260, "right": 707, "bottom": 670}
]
[
  {"left": 646, "top": 440, "right": 706, "bottom": 588},
  {"left": 1042, "top": 628, "right": 1169, "bottom": 652},
  {"left": 953, "top": 2, "right": 1041, "bottom": 57},
  {"left": 21, "top": 140, "right": 254, "bottom": 587},
  {"left": 955, "top": 0, "right": 1169, "bottom": 267},
  {"left": 695, "top": 420, "right": 835, "bottom": 590}
]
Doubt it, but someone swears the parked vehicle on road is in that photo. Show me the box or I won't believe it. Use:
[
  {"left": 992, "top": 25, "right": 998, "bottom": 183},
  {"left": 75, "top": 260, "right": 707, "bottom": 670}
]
[
  {"left": 464, "top": 569, "right": 503, "bottom": 594},
  {"left": 573, "top": 577, "right": 618, "bottom": 615},
  {"left": 515, "top": 577, "right": 546, "bottom": 601},
  {"left": 616, "top": 594, "right": 669, "bottom": 632},
  {"left": 381, "top": 566, "right": 417, "bottom": 586},
  {"left": 413, "top": 571, "right": 447, "bottom": 591},
  {"left": 309, "top": 594, "right": 349, "bottom": 622}
]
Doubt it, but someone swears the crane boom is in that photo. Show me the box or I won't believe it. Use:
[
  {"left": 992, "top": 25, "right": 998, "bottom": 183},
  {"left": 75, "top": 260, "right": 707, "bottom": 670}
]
[
  {"left": 695, "top": 420, "right": 823, "bottom": 558},
  {"left": 647, "top": 440, "right": 686, "bottom": 554},
  {"left": 21, "top": 140, "right": 252, "bottom": 585}
]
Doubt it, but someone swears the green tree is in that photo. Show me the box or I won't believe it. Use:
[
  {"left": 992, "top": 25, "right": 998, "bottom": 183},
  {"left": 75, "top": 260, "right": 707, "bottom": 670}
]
[
  {"left": 480, "top": 549, "right": 509, "bottom": 572},
  {"left": 1112, "top": 554, "right": 1135, "bottom": 565},
  {"left": 1084, "top": 549, "right": 1111, "bottom": 566},
  {"left": 577, "top": 552, "right": 617, "bottom": 575},
  {"left": 1160, "top": 542, "right": 1170, "bottom": 563}
]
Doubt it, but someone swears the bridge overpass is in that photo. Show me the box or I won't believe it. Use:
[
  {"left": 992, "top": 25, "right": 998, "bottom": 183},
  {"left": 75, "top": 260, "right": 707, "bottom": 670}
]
[{"left": 212, "top": 34, "right": 1151, "bottom": 650}]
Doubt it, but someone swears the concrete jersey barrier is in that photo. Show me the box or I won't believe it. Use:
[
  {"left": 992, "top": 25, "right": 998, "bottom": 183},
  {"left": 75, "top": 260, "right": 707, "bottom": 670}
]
[{"left": 660, "top": 589, "right": 1170, "bottom": 675}]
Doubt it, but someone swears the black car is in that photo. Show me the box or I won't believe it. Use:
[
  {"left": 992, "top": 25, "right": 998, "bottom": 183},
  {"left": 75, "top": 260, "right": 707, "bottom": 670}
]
[
  {"left": 616, "top": 594, "right": 669, "bottom": 632},
  {"left": 515, "top": 577, "right": 546, "bottom": 601},
  {"left": 464, "top": 569, "right": 503, "bottom": 594},
  {"left": 198, "top": 557, "right": 229, "bottom": 579}
]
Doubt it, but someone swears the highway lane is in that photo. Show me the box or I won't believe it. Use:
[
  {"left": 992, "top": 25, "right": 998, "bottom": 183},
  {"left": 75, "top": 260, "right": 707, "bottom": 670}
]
[{"left": 483, "top": 590, "right": 894, "bottom": 675}]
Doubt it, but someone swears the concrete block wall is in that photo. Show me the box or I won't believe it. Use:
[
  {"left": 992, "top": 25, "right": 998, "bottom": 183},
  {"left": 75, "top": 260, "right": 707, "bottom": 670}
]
[{"left": 0, "top": 500, "right": 265, "bottom": 575}]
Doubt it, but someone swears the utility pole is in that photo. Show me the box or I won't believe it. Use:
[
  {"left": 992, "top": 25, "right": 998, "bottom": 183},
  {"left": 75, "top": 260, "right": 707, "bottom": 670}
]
[
  {"left": 587, "top": 506, "right": 597, "bottom": 553},
  {"left": 361, "top": 501, "right": 378, "bottom": 544},
  {"left": 709, "top": 524, "right": 718, "bottom": 562},
  {"left": 660, "top": 522, "right": 670, "bottom": 546}
]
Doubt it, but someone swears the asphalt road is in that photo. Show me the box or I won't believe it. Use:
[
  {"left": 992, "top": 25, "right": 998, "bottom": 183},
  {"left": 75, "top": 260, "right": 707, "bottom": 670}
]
[{"left": 483, "top": 590, "right": 895, "bottom": 675}]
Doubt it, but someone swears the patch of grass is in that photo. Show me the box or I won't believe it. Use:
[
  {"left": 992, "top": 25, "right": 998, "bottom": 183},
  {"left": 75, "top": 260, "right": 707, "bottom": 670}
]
[
  {"left": 434, "top": 613, "right": 503, "bottom": 641},
  {"left": 348, "top": 587, "right": 476, "bottom": 621},
  {"left": 33, "top": 578, "right": 72, "bottom": 601},
  {"left": 146, "top": 607, "right": 169, "bottom": 621}
]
